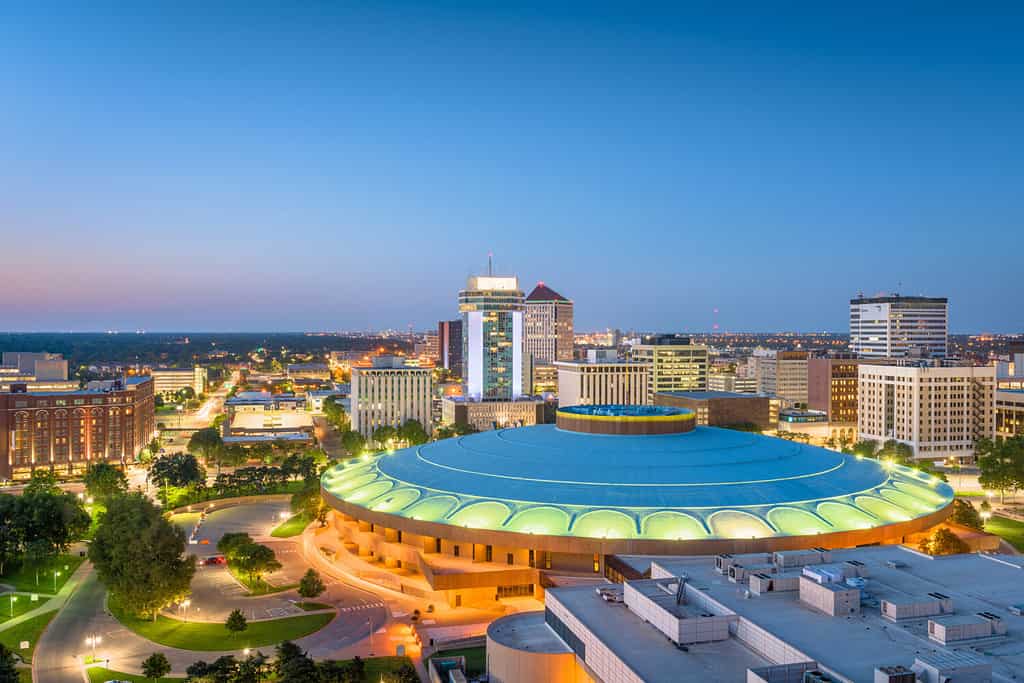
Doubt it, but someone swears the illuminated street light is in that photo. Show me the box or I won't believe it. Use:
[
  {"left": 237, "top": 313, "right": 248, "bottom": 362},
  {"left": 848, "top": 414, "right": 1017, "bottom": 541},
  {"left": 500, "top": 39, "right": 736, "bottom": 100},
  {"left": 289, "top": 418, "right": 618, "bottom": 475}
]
[
  {"left": 180, "top": 598, "right": 192, "bottom": 622},
  {"left": 84, "top": 633, "right": 102, "bottom": 658},
  {"left": 53, "top": 570, "right": 61, "bottom": 592},
  {"left": 8, "top": 594, "right": 16, "bottom": 618}
]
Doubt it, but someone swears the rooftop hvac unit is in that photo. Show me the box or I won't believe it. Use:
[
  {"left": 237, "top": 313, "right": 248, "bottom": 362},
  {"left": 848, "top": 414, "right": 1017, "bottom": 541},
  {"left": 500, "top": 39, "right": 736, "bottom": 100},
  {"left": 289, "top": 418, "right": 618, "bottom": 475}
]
[
  {"left": 802, "top": 670, "right": 834, "bottom": 682},
  {"left": 885, "top": 560, "right": 907, "bottom": 569},
  {"left": 874, "top": 665, "right": 915, "bottom": 683}
]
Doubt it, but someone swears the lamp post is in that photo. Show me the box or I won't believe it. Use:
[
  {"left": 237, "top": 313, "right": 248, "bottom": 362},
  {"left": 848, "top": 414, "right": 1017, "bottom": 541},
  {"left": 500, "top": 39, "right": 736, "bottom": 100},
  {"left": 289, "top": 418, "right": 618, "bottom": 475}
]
[
  {"left": 180, "top": 598, "right": 192, "bottom": 622},
  {"left": 53, "top": 570, "right": 61, "bottom": 593},
  {"left": 85, "top": 634, "right": 101, "bottom": 659},
  {"left": 8, "top": 594, "right": 15, "bottom": 618},
  {"left": 981, "top": 511, "right": 992, "bottom": 528}
]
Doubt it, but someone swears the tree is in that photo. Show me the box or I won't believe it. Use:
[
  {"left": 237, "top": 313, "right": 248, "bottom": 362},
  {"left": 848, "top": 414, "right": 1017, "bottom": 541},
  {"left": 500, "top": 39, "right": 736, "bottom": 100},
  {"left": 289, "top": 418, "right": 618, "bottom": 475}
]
[
  {"left": 238, "top": 543, "right": 281, "bottom": 584},
  {"left": 298, "top": 568, "right": 325, "bottom": 600},
  {"left": 919, "top": 527, "right": 969, "bottom": 556},
  {"left": 188, "top": 428, "right": 226, "bottom": 474},
  {"left": 23, "top": 538, "right": 54, "bottom": 587},
  {"left": 225, "top": 609, "right": 247, "bottom": 634},
  {"left": 24, "top": 469, "right": 60, "bottom": 496},
  {"left": 17, "top": 490, "right": 90, "bottom": 568},
  {"left": 372, "top": 425, "right": 398, "bottom": 449},
  {"left": 141, "top": 652, "right": 171, "bottom": 680},
  {"left": 216, "top": 532, "right": 254, "bottom": 561},
  {"left": 948, "top": 498, "right": 984, "bottom": 531},
  {"left": 83, "top": 462, "right": 128, "bottom": 501},
  {"left": 148, "top": 452, "right": 205, "bottom": 491},
  {"left": 0, "top": 496, "right": 21, "bottom": 576},
  {"left": 0, "top": 644, "right": 19, "bottom": 683},
  {"left": 176, "top": 385, "right": 196, "bottom": 402},
  {"left": 851, "top": 440, "right": 879, "bottom": 458},
  {"left": 398, "top": 419, "right": 429, "bottom": 446},
  {"left": 291, "top": 486, "right": 326, "bottom": 526},
  {"left": 340, "top": 430, "right": 366, "bottom": 456},
  {"left": 384, "top": 662, "right": 419, "bottom": 683},
  {"left": 322, "top": 397, "right": 349, "bottom": 431},
  {"left": 978, "top": 436, "right": 1024, "bottom": 502},
  {"left": 89, "top": 493, "right": 196, "bottom": 620}
]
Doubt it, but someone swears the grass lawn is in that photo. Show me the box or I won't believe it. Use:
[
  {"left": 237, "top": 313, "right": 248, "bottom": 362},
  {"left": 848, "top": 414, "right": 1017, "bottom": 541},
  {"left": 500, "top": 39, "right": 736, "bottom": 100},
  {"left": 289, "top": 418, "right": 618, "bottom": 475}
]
[
  {"left": 295, "top": 601, "right": 332, "bottom": 611},
  {"left": 18, "top": 669, "right": 31, "bottom": 683},
  {"left": 86, "top": 667, "right": 184, "bottom": 683},
  {"left": 227, "top": 566, "right": 297, "bottom": 596},
  {"left": 955, "top": 491, "right": 987, "bottom": 498},
  {"left": 430, "top": 646, "right": 485, "bottom": 676},
  {"left": 986, "top": 515, "right": 1024, "bottom": 551},
  {"left": 271, "top": 511, "right": 313, "bottom": 538},
  {"left": 110, "top": 601, "right": 332, "bottom": 651},
  {"left": 0, "top": 609, "right": 59, "bottom": 663},
  {"left": 0, "top": 554, "right": 85, "bottom": 594},
  {"left": 0, "top": 593, "right": 45, "bottom": 623},
  {"left": 363, "top": 656, "right": 416, "bottom": 682}
]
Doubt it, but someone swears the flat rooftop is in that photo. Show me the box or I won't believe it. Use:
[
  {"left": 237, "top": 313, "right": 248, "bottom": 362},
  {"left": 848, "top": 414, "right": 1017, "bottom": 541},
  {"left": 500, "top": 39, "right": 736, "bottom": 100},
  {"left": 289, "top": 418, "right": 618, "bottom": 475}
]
[
  {"left": 654, "top": 546, "right": 1024, "bottom": 681},
  {"left": 486, "top": 611, "right": 572, "bottom": 654},
  {"left": 658, "top": 391, "right": 763, "bottom": 400},
  {"left": 547, "top": 584, "right": 769, "bottom": 683}
]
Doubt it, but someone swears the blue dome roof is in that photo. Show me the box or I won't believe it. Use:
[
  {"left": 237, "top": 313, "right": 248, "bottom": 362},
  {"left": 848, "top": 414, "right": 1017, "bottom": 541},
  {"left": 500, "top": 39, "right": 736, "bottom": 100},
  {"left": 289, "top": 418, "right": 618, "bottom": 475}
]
[{"left": 322, "top": 425, "right": 953, "bottom": 540}]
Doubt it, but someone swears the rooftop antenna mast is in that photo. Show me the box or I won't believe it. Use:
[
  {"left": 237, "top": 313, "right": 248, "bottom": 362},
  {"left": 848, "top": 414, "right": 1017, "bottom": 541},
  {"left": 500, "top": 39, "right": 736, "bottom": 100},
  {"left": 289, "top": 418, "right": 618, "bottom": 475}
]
[{"left": 487, "top": 251, "right": 493, "bottom": 276}]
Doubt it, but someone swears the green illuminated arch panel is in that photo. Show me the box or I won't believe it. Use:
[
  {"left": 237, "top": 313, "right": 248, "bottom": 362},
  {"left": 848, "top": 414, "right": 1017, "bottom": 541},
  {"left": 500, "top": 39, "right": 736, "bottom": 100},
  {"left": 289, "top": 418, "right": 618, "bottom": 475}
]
[
  {"left": 856, "top": 496, "right": 913, "bottom": 523},
  {"left": 707, "top": 510, "right": 775, "bottom": 539},
  {"left": 405, "top": 495, "right": 460, "bottom": 522},
  {"left": 816, "top": 501, "right": 877, "bottom": 531},
  {"left": 448, "top": 501, "right": 512, "bottom": 530},
  {"left": 572, "top": 509, "right": 636, "bottom": 539},
  {"left": 345, "top": 480, "right": 393, "bottom": 504},
  {"left": 505, "top": 507, "right": 571, "bottom": 536},
  {"left": 767, "top": 507, "right": 832, "bottom": 536},
  {"left": 641, "top": 511, "right": 708, "bottom": 540},
  {"left": 368, "top": 487, "right": 421, "bottom": 513}
]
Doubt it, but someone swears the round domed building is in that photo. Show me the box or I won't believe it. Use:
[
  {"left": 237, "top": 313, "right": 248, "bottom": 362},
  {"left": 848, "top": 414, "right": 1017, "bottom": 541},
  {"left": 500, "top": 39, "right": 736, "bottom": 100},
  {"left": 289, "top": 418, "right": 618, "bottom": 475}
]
[{"left": 320, "top": 405, "right": 952, "bottom": 607}]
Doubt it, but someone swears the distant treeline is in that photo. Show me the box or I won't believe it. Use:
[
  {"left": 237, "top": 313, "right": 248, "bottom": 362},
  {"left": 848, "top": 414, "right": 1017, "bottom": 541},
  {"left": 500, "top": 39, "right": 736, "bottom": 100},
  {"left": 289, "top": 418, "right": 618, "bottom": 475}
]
[{"left": 0, "top": 333, "right": 410, "bottom": 369}]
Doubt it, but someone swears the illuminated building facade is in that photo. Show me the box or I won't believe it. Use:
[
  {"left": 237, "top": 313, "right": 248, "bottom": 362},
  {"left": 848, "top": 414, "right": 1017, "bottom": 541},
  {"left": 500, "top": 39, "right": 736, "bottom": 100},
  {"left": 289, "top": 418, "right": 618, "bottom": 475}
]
[
  {"left": 321, "top": 405, "right": 952, "bottom": 609},
  {"left": 555, "top": 359, "right": 649, "bottom": 406},
  {"left": 858, "top": 363, "right": 995, "bottom": 462},
  {"left": 850, "top": 295, "right": 948, "bottom": 359},
  {"left": 459, "top": 274, "right": 525, "bottom": 400},
  {"left": 630, "top": 334, "right": 708, "bottom": 401},
  {"left": 350, "top": 357, "right": 432, "bottom": 439},
  {"left": 150, "top": 366, "right": 207, "bottom": 397},
  {"left": 0, "top": 376, "right": 155, "bottom": 480},
  {"left": 524, "top": 282, "right": 574, "bottom": 364},
  {"left": 996, "top": 390, "right": 1024, "bottom": 439},
  {"left": 437, "top": 319, "right": 463, "bottom": 373}
]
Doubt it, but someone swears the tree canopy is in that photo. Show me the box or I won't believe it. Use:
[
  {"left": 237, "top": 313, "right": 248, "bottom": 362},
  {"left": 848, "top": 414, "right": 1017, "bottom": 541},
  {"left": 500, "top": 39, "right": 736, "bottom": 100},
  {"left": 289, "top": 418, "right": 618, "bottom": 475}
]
[
  {"left": 978, "top": 436, "right": 1024, "bottom": 501},
  {"left": 188, "top": 428, "right": 226, "bottom": 471},
  {"left": 142, "top": 652, "right": 171, "bottom": 681},
  {"left": 89, "top": 493, "right": 196, "bottom": 619},
  {"left": 149, "top": 452, "right": 205, "bottom": 491},
  {"left": 298, "top": 568, "right": 325, "bottom": 600},
  {"left": 83, "top": 462, "right": 129, "bottom": 501}
]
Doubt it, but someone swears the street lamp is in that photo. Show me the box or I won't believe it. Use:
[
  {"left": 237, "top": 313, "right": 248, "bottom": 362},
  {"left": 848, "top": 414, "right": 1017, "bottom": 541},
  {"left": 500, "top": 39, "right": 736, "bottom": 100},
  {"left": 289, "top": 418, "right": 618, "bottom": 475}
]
[
  {"left": 53, "top": 570, "right": 61, "bottom": 593},
  {"left": 8, "top": 594, "right": 15, "bottom": 618},
  {"left": 85, "top": 634, "right": 102, "bottom": 659},
  {"left": 180, "top": 598, "right": 192, "bottom": 622},
  {"left": 981, "top": 511, "right": 992, "bottom": 526}
]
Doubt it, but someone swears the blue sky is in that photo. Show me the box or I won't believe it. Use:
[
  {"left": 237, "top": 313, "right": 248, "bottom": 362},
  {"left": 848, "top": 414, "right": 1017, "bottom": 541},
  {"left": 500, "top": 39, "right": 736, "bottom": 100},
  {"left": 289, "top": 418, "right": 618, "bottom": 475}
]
[{"left": 1, "top": 2, "right": 1021, "bottom": 332}]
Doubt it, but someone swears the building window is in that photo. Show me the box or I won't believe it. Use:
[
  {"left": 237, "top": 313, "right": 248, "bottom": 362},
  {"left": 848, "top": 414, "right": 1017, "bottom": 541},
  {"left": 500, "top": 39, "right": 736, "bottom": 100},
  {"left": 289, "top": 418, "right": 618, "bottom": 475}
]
[
  {"left": 593, "top": 553, "right": 600, "bottom": 573},
  {"left": 435, "top": 538, "right": 441, "bottom": 553},
  {"left": 485, "top": 545, "right": 493, "bottom": 562},
  {"left": 545, "top": 608, "right": 586, "bottom": 659},
  {"left": 453, "top": 545, "right": 460, "bottom": 558},
  {"left": 507, "top": 553, "right": 514, "bottom": 566},
  {"left": 528, "top": 549, "right": 535, "bottom": 568}
]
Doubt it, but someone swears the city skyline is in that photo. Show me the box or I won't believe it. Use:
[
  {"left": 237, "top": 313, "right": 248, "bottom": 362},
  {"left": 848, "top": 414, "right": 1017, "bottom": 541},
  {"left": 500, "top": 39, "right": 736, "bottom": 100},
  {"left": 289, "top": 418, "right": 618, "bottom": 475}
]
[{"left": 3, "top": 3, "right": 1023, "bottom": 332}]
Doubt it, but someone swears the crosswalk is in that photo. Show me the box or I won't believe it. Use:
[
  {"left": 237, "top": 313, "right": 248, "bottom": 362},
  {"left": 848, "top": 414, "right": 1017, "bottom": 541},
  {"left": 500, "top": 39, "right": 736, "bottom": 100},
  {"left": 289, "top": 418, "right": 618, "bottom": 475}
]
[{"left": 338, "top": 600, "right": 385, "bottom": 613}]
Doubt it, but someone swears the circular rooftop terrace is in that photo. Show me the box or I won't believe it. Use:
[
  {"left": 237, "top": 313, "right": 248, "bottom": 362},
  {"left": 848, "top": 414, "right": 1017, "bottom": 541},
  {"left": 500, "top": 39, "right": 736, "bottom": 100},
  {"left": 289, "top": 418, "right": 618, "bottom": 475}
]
[{"left": 322, "top": 419, "right": 953, "bottom": 547}]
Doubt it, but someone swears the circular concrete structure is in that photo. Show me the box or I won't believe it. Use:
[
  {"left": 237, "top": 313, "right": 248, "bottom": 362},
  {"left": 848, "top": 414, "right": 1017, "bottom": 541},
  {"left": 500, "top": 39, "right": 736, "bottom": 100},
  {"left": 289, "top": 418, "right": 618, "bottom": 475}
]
[
  {"left": 321, "top": 408, "right": 954, "bottom": 556},
  {"left": 556, "top": 404, "right": 695, "bottom": 435}
]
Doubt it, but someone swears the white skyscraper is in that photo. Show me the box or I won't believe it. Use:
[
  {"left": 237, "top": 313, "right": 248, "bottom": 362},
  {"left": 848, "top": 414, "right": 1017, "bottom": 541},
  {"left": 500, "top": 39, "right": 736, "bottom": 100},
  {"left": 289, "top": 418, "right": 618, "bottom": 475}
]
[
  {"left": 849, "top": 295, "right": 948, "bottom": 358},
  {"left": 459, "top": 273, "right": 525, "bottom": 400}
]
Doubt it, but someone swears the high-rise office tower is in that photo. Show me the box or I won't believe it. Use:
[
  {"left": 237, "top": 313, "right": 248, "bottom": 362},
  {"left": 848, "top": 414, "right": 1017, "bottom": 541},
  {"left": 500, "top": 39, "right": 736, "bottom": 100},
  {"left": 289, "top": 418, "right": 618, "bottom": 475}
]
[
  {"left": 630, "top": 334, "right": 709, "bottom": 401},
  {"left": 437, "top": 320, "right": 463, "bottom": 373},
  {"left": 524, "top": 282, "right": 574, "bottom": 364},
  {"left": 459, "top": 273, "right": 525, "bottom": 400},
  {"left": 753, "top": 349, "right": 809, "bottom": 405},
  {"left": 849, "top": 294, "right": 948, "bottom": 358}
]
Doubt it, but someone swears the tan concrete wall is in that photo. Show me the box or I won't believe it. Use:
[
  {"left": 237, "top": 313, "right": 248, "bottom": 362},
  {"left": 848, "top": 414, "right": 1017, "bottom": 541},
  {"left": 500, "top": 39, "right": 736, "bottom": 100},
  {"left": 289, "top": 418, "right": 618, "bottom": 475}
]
[{"left": 487, "top": 635, "right": 589, "bottom": 683}]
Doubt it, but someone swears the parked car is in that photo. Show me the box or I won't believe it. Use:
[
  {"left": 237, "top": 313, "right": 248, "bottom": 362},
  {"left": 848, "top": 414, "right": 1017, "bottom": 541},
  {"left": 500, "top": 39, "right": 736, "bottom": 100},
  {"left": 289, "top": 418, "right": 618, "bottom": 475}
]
[{"left": 204, "top": 555, "right": 226, "bottom": 565}]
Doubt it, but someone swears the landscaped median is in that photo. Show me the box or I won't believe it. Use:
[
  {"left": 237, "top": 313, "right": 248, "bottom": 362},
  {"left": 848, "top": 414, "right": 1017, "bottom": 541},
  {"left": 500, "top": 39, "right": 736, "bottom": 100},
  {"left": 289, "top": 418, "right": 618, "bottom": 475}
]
[
  {"left": 86, "top": 667, "right": 183, "bottom": 683},
  {"left": 985, "top": 515, "right": 1024, "bottom": 551},
  {"left": 109, "top": 601, "right": 334, "bottom": 651},
  {"left": 0, "top": 609, "right": 60, "bottom": 664},
  {"left": 271, "top": 510, "right": 314, "bottom": 538}
]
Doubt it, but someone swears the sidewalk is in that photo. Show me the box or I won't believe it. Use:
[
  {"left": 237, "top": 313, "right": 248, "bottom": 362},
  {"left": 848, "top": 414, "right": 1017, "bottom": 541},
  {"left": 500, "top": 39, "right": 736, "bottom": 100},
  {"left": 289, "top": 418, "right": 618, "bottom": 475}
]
[{"left": 0, "top": 559, "right": 92, "bottom": 635}]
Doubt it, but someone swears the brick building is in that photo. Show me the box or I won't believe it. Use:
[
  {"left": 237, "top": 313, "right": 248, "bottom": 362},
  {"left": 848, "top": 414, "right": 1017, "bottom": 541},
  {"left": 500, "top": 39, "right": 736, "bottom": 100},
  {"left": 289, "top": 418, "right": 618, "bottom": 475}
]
[{"left": 0, "top": 376, "right": 155, "bottom": 481}]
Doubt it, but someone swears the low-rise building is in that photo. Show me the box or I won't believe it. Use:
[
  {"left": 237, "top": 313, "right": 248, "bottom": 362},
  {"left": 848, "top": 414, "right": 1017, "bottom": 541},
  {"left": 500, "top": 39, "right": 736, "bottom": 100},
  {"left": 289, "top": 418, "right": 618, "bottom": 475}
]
[
  {"left": 1, "top": 351, "right": 68, "bottom": 381},
  {"left": 350, "top": 356, "right": 432, "bottom": 439},
  {"left": 630, "top": 334, "right": 708, "bottom": 400},
  {"left": 858, "top": 363, "right": 996, "bottom": 462},
  {"left": 777, "top": 408, "right": 832, "bottom": 442},
  {"left": 441, "top": 396, "right": 545, "bottom": 431},
  {"left": 654, "top": 391, "right": 772, "bottom": 430},
  {"left": 996, "top": 389, "right": 1024, "bottom": 439},
  {"left": 286, "top": 362, "right": 331, "bottom": 380},
  {"left": 487, "top": 545, "right": 1024, "bottom": 683},
  {"left": 531, "top": 362, "right": 558, "bottom": 395},
  {"left": 0, "top": 376, "right": 155, "bottom": 480},
  {"left": 555, "top": 356, "right": 649, "bottom": 407},
  {"left": 150, "top": 366, "right": 207, "bottom": 397},
  {"left": 707, "top": 373, "right": 757, "bottom": 394}
]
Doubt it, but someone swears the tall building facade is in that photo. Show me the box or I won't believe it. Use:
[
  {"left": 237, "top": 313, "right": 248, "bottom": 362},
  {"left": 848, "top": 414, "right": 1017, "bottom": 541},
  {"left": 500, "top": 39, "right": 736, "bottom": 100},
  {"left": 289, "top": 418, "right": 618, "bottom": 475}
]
[
  {"left": 850, "top": 295, "right": 949, "bottom": 358},
  {"left": 437, "top": 319, "right": 463, "bottom": 374},
  {"left": 524, "top": 283, "right": 574, "bottom": 364},
  {"left": 1, "top": 351, "right": 68, "bottom": 382},
  {"left": 0, "top": 376, "right": 155, "bottom": 480},
  {"left": 350, "top": 357, "right": 432, "bottom": 439},
  {"left": 554, "top": 359, "right": 649, "bottom": 407},
  {"left": 459, "top": 275, "right": 525, "bottom": 400},
  {"left": 753, "top": 350, "right": 809, "bottom": 405},
  {"left": 630, "top": 335, "right": 708, "bottom": 401},
  {"left": 857, "top": 363, "right": 995, "bottom": 462}
]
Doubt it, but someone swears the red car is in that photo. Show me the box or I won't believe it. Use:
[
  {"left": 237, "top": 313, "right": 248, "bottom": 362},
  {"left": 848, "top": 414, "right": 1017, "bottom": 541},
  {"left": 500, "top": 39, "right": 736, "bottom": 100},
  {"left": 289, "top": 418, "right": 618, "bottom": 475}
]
[{"left": 204, "top": 555, "right": 226, "bottom": 565}]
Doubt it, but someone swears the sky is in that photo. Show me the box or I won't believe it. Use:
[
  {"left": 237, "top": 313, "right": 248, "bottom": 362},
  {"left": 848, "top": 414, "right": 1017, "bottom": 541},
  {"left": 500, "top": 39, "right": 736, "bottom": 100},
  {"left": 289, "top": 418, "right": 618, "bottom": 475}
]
[{"left": 1, "top": 1, "right": 1022, "bottom": 333}]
